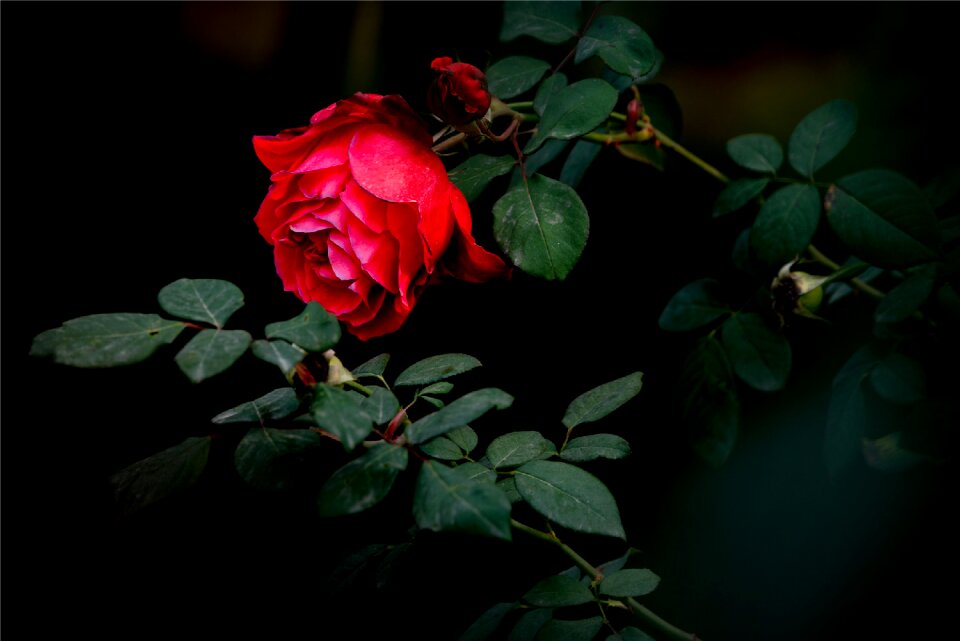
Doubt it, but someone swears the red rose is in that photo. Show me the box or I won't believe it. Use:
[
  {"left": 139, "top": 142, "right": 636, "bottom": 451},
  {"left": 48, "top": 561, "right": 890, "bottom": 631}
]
[
  {"left": 254, "top": 93, "right": 509, "bottom": 340},
  {"left": 427, "top": 56, "right": 492, "bottom": 127}
]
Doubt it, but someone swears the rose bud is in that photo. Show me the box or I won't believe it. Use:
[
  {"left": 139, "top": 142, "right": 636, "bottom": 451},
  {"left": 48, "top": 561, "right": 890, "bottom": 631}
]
[
  {"left": 253, "top": 93, "right": 510, "bottom": 340},
  {"left": 771, "top": 260, "right": 829, "bottom": 324},
  {"left": 427, "top": 56, "right": 492, "bottom": 127}
]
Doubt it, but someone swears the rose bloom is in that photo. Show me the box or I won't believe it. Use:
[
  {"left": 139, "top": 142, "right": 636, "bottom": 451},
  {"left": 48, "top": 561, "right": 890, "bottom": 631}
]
[
  {"left": 427, "top": 56, "right": 492, "bottom": 127},
  {"left": 253, "top": 93, "right": 508, "bottom": 340}
]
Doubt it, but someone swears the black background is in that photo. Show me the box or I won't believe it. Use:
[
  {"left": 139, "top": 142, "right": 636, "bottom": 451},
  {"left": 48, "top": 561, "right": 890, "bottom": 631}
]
[{"left": 3, "top": 2, "right": 958, "bottom": 639}]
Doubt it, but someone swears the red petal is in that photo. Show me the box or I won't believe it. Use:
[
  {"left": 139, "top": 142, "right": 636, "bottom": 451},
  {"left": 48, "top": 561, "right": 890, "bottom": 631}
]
[
  {"left": 298, "top": 165, "right": 351, "bottom": 198},
  {"left": 387, "top": 202, "right": 426, "bottom": 305},
  {"left": 348, "top": 124, "right": 446, "bottom": 203},
  {"left": 347, "top": 220, "right": 399, "bottom": 292},
  {"left": 340, "top": 179, "right": 389, "bottom": 233},
  {"left": 416, "top": 181, "right": 455, "bottom": 274},
  {"left": 443, "top": 185, "right": 511, "bottom": 282}
]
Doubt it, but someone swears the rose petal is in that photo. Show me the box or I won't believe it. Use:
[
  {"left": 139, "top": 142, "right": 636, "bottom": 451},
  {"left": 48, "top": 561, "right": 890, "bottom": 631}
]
[
  {"left": 348, "top": 124, "right": 446, "bottom": 203},
  {"left": 387, "top": 203, "right": 426, "bottom": 305},
  {"left": 347, "top": 220, "right": 399, "bottom": 292},
  {"left": 340, "top": 179, "right": 389, "bottom": 233},
  {"left": 415, "top": 180, "right": 455, "bottom": 273},
  {"left": 298, "top": 164, "right": 351, "bottom": 198},
  {"left": 327, "top": 241, "right": 362, "bottom": 281},
  {"left": 442, "top": 185, "right": 511, "bottom": 282}
]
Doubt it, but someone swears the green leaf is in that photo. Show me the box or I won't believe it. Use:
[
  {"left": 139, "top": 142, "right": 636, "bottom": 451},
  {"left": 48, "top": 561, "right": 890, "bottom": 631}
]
[
  {"left": 727, "top": 134, "right": 783, "bottom": 174},
  {"left": 265, "top": 301, "right": 340, "bottom": 352},
  {"left": 110, "top": 436, "right": 210, "bottom": 515},
  {"left": 421, "top": 396, "right": 445, "bottom": 409},
  {"left": 458, "top": 602, "right": 517, "bottom": 641},
  {"left": 750, "top": 184, "right": 821, "bottom": 267},
  {"left": 681, "top": 336, "right": 740, "bottom": 467},
  {"left": 458, "top": 461, "right": 497, "bottom": 484},
  {"left": 413, "top": 461, "right": 512, "bottom": 540},
  {"left": 311, "top": 384, "right": 374, "bottom": 451},
  {"left": 788, "top": 99, "right": 857, "bottom": 178},
  {"left": 598, "top": 569, "right": 660, "bottom": 597},
  {"left": 524, "top": 575, "right": 594, "bottom": 607},
  {"left": 486, "top": 431, "right": 557, "bottom": 469},
  {"left": 174, "top": 329, "right": 251, "bottom": 383},
  {"left": 157, "top": 278, "right": 244, "bottom": 328},
  {"left": 575, "top": 16, "right": 660, "bottom": 83},
  {"left": 875, "top": 268, "right": 936, "bottom": 324},
  {"left": 560, "top": 434, "right": 631, "bottom": 462},
  {"left": 395, "top": 353, "right": 482, "bottom": 386},
  {"left": 211, "top": 387, "right": 300, "bottom": 424},
  {"left": 535, "top": 616, "right": 603, "bottom": 641},
  {"left": 497, "top": 477, "right": 523, "bottom": 503},
  {"left": 500, "top": 0, "right": 581, "bottom": 44},
  {"left": 525, "top": 79, "right": 618, "bottom": 153},
  {"left": 720, "top": 313, "right": 791, "bottom": 392},
  {"left": 923, "top": 167, "right": 960, "bottom": 209},
  {"left": 361, "top": 386, "right": 400, "bottom": 425},
  {"left": 870, "top": 352, "right": 926, "bottom": 405},
  {"left": 825, "top": 344, "right": 881, "bottom": 476},
  {"left": 450, "top": 154, "right": 517, "bottom": 204},
  {"left": 486, "top": 56, "right": 552, "bottom": 99},
  {"left": 421, "top": 381, "right": 454, "bottom": 396},
  {"left": 609, "top": 627, "right": 657, "bottom": 641},
  {"left": 826, "top": 169, "right": 940, "bottom": 268},
  {"left": 515, "top": 140, "right": 570, "bottom": 184},
  {"left": 234, "top": 428, "right": 323, "bottom": 490},
  {"left": 317, "top": 442, "right": 408, "bottom": 516},
  {"left": 406, "top": 388, "right": 514, "bottom": 444},
  {"left": 352, "top": 353, "right": 390, "bottom": 378},
  {"left": 46, "top": 313, "right": 184, "bottom": 367},
  {"left": 658, "top": 279, "right": 731, "bottom": 332},
  {"left": 251, "top": 339, "right": 306, "bottom": 378},
  {"left": 29, "top": 327, "right": 63, "bottom": 358},
  {"left": 421, "top": 436, "right": 466, "bottom": 461},
  {"left": 560, "top": 140, "right": 603, "bottom": 188},
  {"left": 508, "top": 607, "right": 553, "bottom": 641},
  {"left": 562, "top": 371, "right": 643, "bottom": 429},
  {"left": 534, "top": 73, "right": 568, "bottom": 117},
  {"left": 448, "top": 425, "right": 479, "bottom": 454},
  {"left": 713, "top": 177, "right": 769, "bottom": 217},
  {"left": 515, "top": 460, "right": 625, "bottom": 539},
  {"left": 614, "top": 141, "right": 665, "bottom": 171},
  {"left": 493, "top": 173, "right": 590, "bottom": 280}
]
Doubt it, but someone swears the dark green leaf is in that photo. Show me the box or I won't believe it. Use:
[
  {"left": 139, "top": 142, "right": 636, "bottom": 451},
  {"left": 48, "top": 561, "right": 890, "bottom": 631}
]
[
  {"left": 658, "top": 279, "right": 731, "bottom": 332},
  {"left": 727, "top": 134, "right": 783, "bottom": 174},
  {"left": 265, "top": 301, "right": 340, "bottom": 352},
  {"left": 560, "top": 140, "right": 603, "bottom": 188},
  {"left": 421, "top": 396, "right": 445, "bottom": 409},
  {"left": 174, "top": 329, "right": 251, "bottom": 383},
  {"left": 47, "top": 313, "right": 184, "bottom": 367},
  {"left": 323, "top": 543, "right": 388, "bottom": 596},
  {"left": 609, "top": 627, "right": 657, "bottom": 641},
  {"left": 562, "top": 371, "right": 643, "bottom": 428},
  {"left": 524, "top": 575, "right": 594, "bottom": 607},
  {"left": 508, "top": 607, "right": 553, "bottom": 641},
  {"left": 534, "top": 73, "right": 568, "bottom": 117},
  {"left": 598, "top": 569, "right": 660, "bottom": 597},
  {"left": 535, "top": 616, "right": 603, "bottom": 641},
  {"left": 157, "top": 278, "right": 244, "bottom": 328},
  {"left": 395, "top": 353, "right": 482, "bottom": 386},
  {"left": 110, "top": 436, "right": 210, "bottom": 514},
  {"left": 500, "top": 0, "right": 581, "bottom": 44},
  {"left": 406, "top": 388, "right": 514, "bottom": 444},
  {"left": 457, "top": 461, "right": 497, "bottom": 484},
  {"left": 497, "top": 477, "right": 523, "bottom": 503},
  {"left": 458, "top": 602, "right": 517, "bottom": 641},
  {"left": 875, "top": 268, "right": 936, "bottom": 324},
  {"left": 681, "top": 336, "right": 739, "bottom": 467},
  {"left": 720, "top": 313, "right": 791, "bottom": 392},
  {"left": 493, "top": 174, "right": 590, "bottom": 280},
  {"left": 361, "top": 386, "right": 400, "bottom": 425},
  {"left": 615, "top": 141, "right": 665, "bottom": 170},
  {"left": 514, "top": 140, "right": 571, "bottom": 186},
  {"left": 211, "top": 387, "right": 300, "bottom": 424},
  {"left": 826, "top": 169, "right": 940, "bottom": 268},
  {"left": 525, "top": 79, "right": 618, "bottom": 153},
  {"left": 29, "top": 328, "right": 63, "bottom": 358},
  {"left": 487, "top": 56, "right": 552, "bottom": 99},
  {"left": 251, "top": 339, "right": 306, "bottom": 378},
  {"left": 713, "top": 177, "right": 769, "bottom": 217},
  {"left": 421, "top": 436, "right": 466, "bottom": 461},
  {"left": 560, "top": 434, "right": 631, "bottom": 462},
  {"left": 234, "top": 428, "right": 323, "bottom": 490},
  {"left": 597, "top": 549, "right": 636, "bottom": 577},
  {"left": 788, "top": 99, "right": 857, "bottom": 178},
  {"left": 421, "top": 381, "right": 454, "bottom": 396},
  {"left": 448, "top": 425, "right": 479, "bottom": 453},
  {"left": 413, "top": 461, "right": 513, "bottom": 540},
  {"left": 312, "top": 384, "right": 374, "bottom": 451},
  {"left": 451, "top": 154, "right": 517, "bottom": 203},
  {"left": 750, "top": 184, "right": 821, "bottom": 267},
  {"left": 923, "top": 167, "right": 960, "bottom": 209},
  {"left": 575, "top": 16, "right": 660, "bottom": 83},
  {"left": 870, "top": 352, "right": 926, "bottom": 404},
  {"left": 352, "top": 353, "right": 390, "bottom": 378},
  {"left": 825, "top": 344, "right": 881, "bottom": 476},
  {"left": 515, "top": 460, "right": 625, "bottom": 539},
  {"left": 487, "top": 431, "right": 557, "bottom": 469},
  {"left": 317, "top": 442, "right": 408, "bottom": 516}
]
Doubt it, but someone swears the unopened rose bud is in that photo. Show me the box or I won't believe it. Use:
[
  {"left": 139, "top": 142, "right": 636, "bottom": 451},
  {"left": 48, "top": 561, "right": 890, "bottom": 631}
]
[
  {"left": 427, "top": 56, "right": 492, "bottom": 128},
  {"left": 323, "top": 349, "right": 355, "bottom": 386},
  {"left": 771, "top": 260, "right": 829, "bottom": 324}
]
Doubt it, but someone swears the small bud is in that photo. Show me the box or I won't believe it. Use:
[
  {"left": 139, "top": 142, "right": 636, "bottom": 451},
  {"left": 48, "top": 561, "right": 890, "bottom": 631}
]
[
  {"left": 427, "top": 56, "right": 492, "bottom": 128},
  {"left": 771, "top": 259, "right": 829, "bottom": 324},
  {"left": 323, "top": 349, "right": 355, "bottom": 386}
]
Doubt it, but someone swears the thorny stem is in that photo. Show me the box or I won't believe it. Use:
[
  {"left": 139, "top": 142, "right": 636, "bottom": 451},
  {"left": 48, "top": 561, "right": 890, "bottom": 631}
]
[
  {"left": 652, "top": 127, "right": 729, "bottom": 184},
  {"left": 510, "top": 519, "right": 700, "bottom": 641},
  {"left": 807, "top": 244, "right": 886, "bottom": 301}
]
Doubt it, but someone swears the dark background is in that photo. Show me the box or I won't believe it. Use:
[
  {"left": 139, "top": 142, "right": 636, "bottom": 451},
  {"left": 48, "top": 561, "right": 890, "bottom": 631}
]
[{"left": 3, "top": 2, "right": 958, "bottom": 639}]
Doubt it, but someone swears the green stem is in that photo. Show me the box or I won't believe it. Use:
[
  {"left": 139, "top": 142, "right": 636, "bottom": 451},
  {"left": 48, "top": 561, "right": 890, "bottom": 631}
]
[
  {"left": 344, "top": 379, "right": 375, "bottom": 396},
  {"left": 510, "top": 519, "right": 700, "bottom": 641},
  {"left": 652, "top": 127, "right": 729, "bottom": 184},
  {"left": 505, "top": 100, "right": 534, "bottom": 111},
  {"left": 807, "top": 245, "right": 885, "bottom": 301}
]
